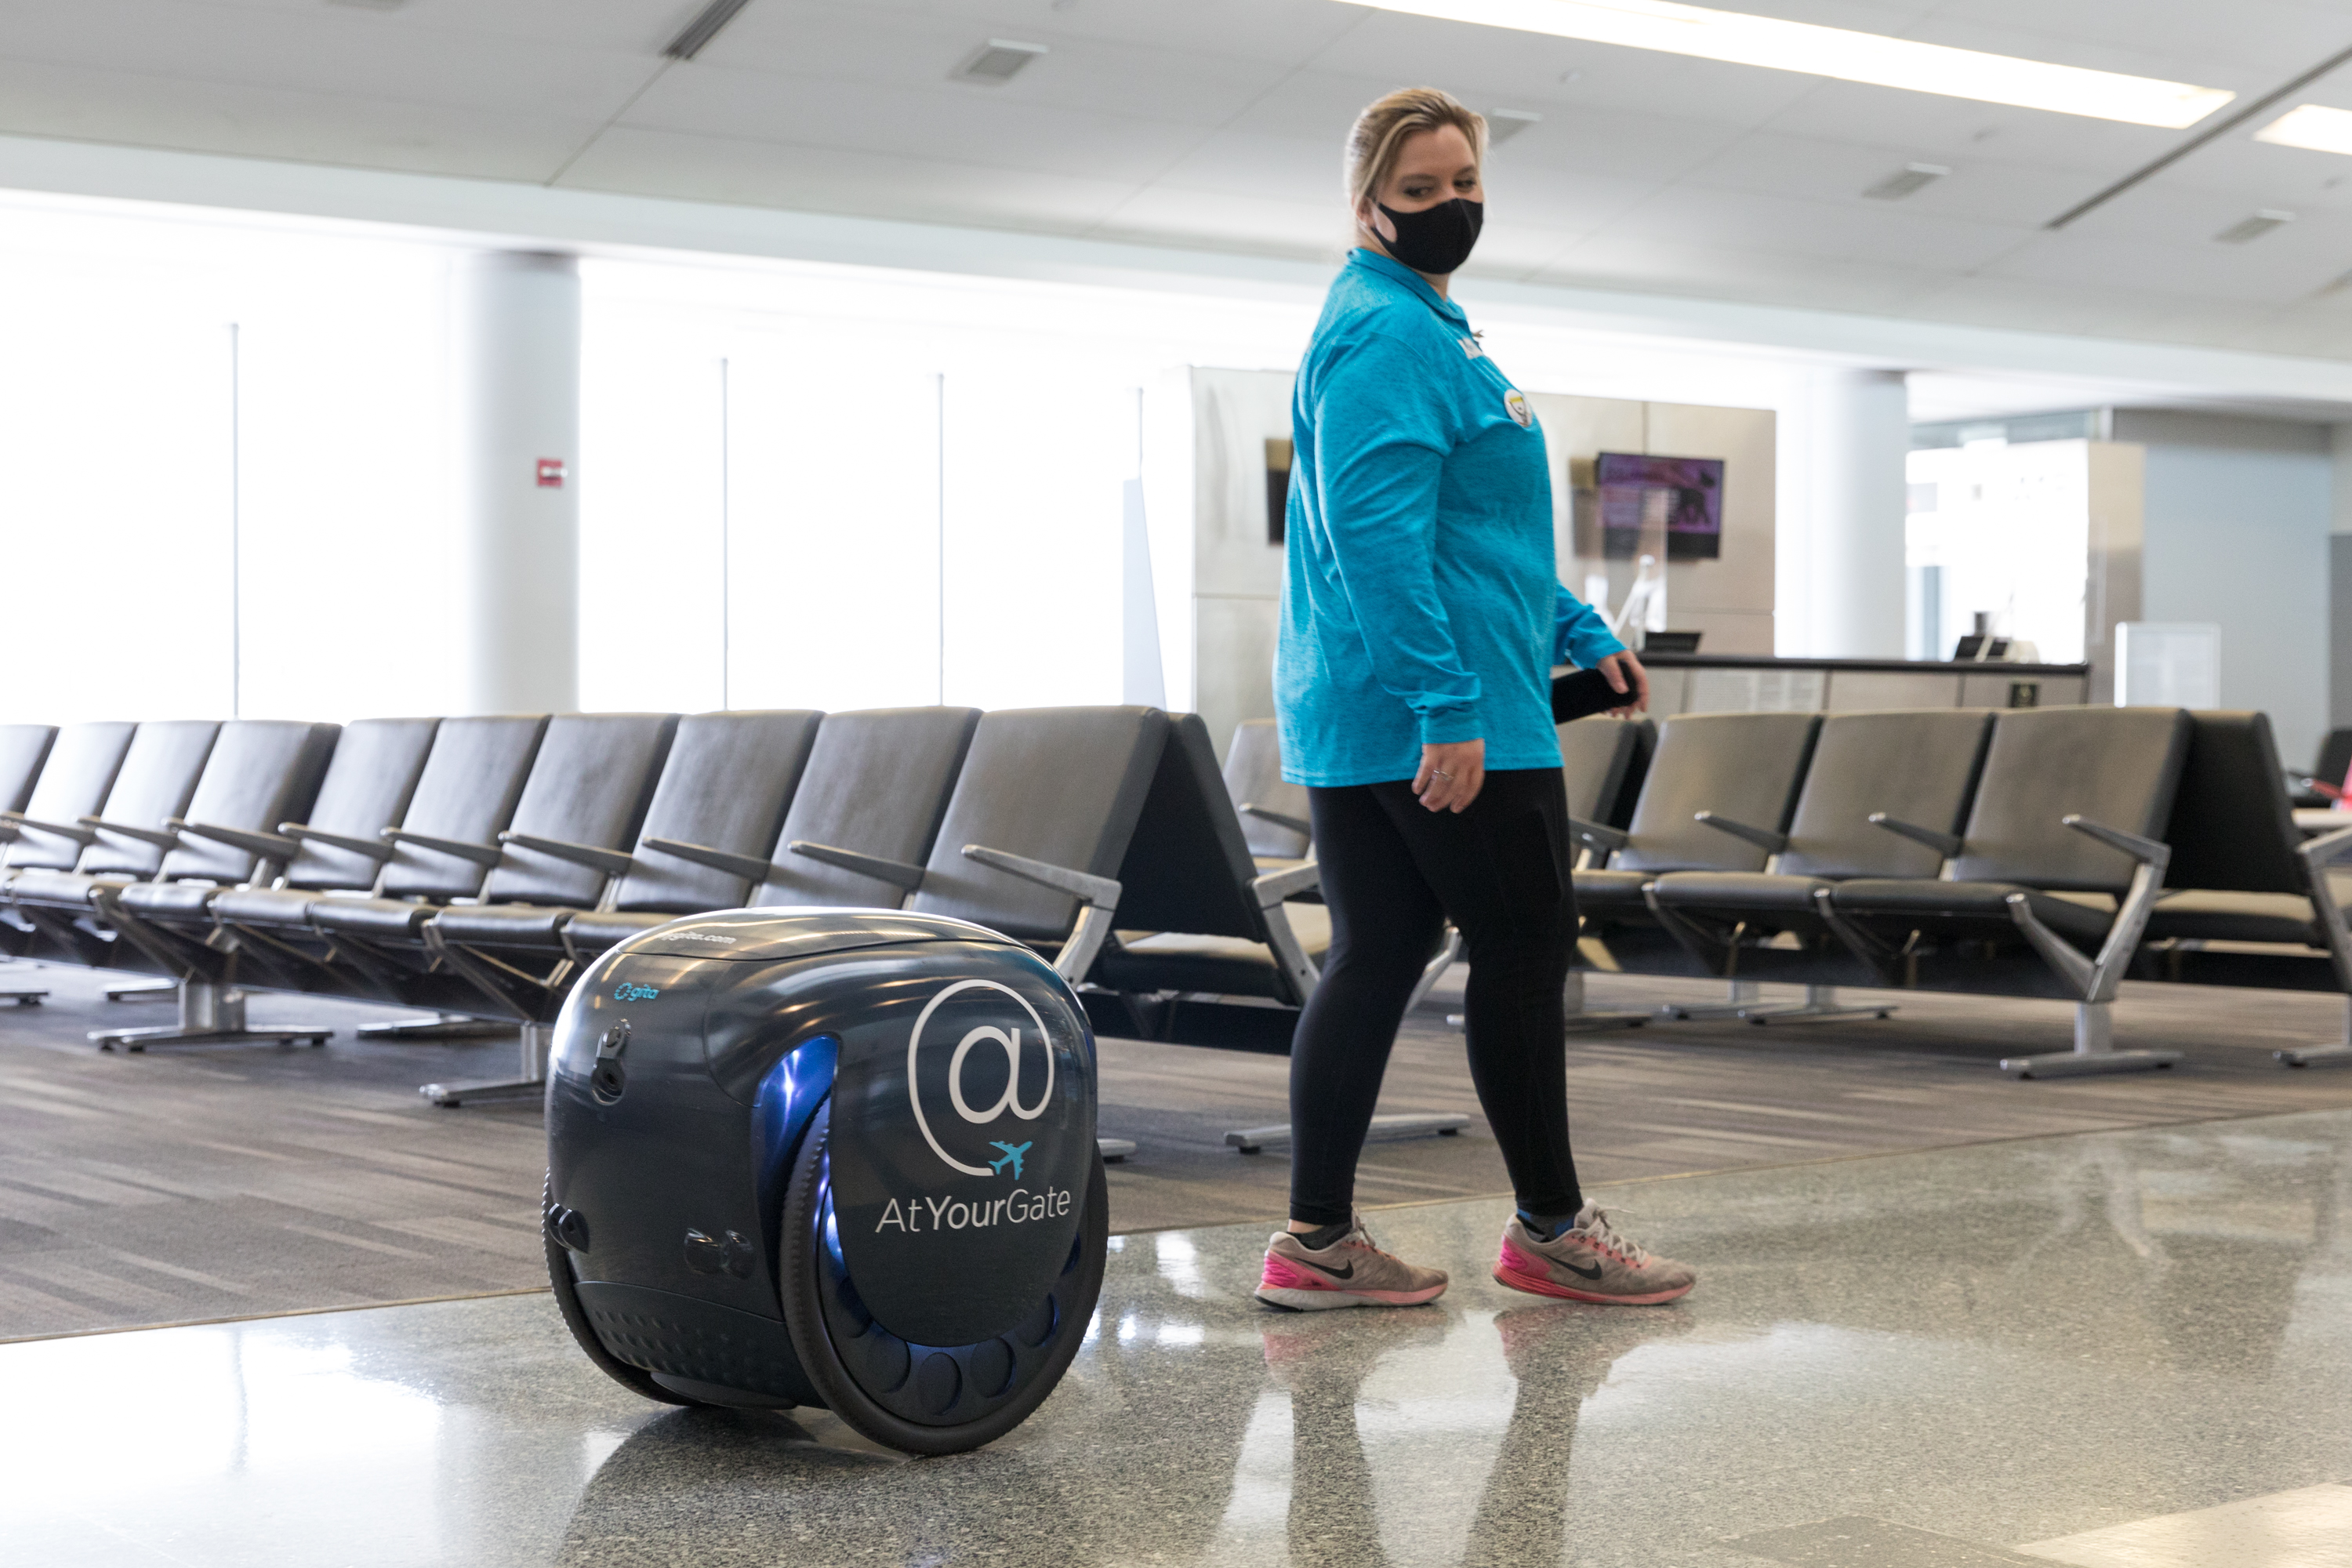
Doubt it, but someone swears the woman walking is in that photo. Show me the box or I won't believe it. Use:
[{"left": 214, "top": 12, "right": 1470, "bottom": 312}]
[{"left": 1255, "top": 86, "right": 1695, "bottom": 1311}]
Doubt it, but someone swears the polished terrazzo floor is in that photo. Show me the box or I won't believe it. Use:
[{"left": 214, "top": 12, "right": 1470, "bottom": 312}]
[{"left": 6, "top": 1106, "right": 2350, "bottom": 1566}]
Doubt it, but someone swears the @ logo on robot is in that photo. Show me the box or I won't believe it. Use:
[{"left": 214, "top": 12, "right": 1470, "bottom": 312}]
[
  {"left": 873, "top": 978, "right": 1076, "bottom": 1238},
  {"left": 906, "top": 978, "right": 1055, "bottom": 1178}
]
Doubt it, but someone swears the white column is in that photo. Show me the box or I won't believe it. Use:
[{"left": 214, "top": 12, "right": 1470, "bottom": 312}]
[
  {"left": 453, "top": 251, "right": 580, "bottom": 714},
  {"left": 1798, "top": 368, "right": 1910, "bottom": 659}
]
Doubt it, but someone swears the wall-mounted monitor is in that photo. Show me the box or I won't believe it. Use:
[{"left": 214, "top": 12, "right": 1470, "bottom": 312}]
[{"left": 1596, "top": 452, "right": 1724, "bottom": 561}]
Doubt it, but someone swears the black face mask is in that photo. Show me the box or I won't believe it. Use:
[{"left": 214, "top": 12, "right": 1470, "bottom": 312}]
[{"left": 1373, "top": 197, "right": 1483, "bottom": 276}]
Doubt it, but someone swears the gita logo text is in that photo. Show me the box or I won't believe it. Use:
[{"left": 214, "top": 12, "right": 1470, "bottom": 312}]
[
  {"left": 873, "top": 1185, "right": 1073, "bottom": 1235},
  {"left": 613, "top": 982, "right": 659, "bottom": 1002}
]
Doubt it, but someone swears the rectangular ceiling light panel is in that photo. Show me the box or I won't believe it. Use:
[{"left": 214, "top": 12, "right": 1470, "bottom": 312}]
[
  {"left": 1351, "top": 0, "right": 2234, "bottom": 128},
  {"left": 2256, "top": 103, "right": 2352, "bottom": 156},
  {"left": 956, "top": 39, "right": 1049, "bottom": 83}
]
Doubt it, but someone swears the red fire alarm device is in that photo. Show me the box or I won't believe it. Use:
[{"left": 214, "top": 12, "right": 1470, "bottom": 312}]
[{"left": 536, "top": 458, "right": 567, "bottom": 488}]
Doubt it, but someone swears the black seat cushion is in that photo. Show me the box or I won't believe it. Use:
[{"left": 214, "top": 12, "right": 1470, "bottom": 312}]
[
  {"left": 211, "top": 886, "right": 326, "bottom": 928},
  {"left": 560, "top": 909, "right": 677, "bottom": 954},
  {"left": 1648, "top": 871, "right": 1831, "bottom": 915},
  {"left": 308, "top": 897, "right": 441, "bottom": 940},
  {"left": 432, "top": 903, "right": 575, "bottom": 947},
  {"left": 1094, "top": 906, "right": 1332, "bottom": 1001},
  {"left": 115, "top": 882, "right": 224, "bottom": 921},
  {"left": 1830, "top": 878, "right": 2116, "bottom": 946},
  {"left": 2145, "top": 891, "right": 2323, "bottom": 946},
  {"left": 5, "top": 870, "right": 124, "bottom": 910},
  {"left": 1573, "top": 869, "right": 1652, "bottom": 911}
]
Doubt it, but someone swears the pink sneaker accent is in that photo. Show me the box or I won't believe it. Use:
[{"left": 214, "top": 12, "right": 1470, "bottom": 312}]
[{"left": 1254, "top": 1213, "right": 1449, "bottom": 1311}]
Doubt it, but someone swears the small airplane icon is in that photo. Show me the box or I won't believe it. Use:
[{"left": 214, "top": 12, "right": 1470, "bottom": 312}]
[{"left": 989, "top": 1141, "right": 1033, "bottom": 1178}]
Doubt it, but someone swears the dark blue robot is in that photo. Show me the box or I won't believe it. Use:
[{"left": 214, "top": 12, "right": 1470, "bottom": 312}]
[{"left": 542, "top": 908, "right": 1109, "bottom": 1454}]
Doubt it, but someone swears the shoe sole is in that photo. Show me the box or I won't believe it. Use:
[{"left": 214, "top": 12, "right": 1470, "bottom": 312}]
[
  {"left": 1254, "top": 1283, "right": 1447, "bottom": 1311},
  {"left": 1492, "top": 1263, "right": 1691, "bottom": 1306}
]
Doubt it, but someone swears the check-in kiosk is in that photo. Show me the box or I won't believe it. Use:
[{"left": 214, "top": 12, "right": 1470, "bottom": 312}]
[{"left": 543, "top": 908, "right": 1107, "bottom": 1454}]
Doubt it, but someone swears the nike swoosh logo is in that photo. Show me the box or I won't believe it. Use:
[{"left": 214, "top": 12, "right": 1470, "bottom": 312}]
[
  {"left": 1557, "top": 1258, "right": 1604, "bottom": 1281},
  {"left": 1299, "top": 1257, "right": 1355, "bottom": 1281}
]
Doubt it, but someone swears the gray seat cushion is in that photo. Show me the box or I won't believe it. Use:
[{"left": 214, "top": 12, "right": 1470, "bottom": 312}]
[
  {"left": 211, "top": 886, "right": 326, "bottom": 928},
  {"left": 1095, "top": 906, "right": 1333, "bottom": 1000},
  {"left": 308, "top": 897, "right": 441, "bottom": 940},
  {"left": 1573, "top": 869, "right": 1652, "bottom": 912},
  {"left": 1829, "top": 879, "right": 2117, "bottom": 946},
  {"left": 2145, "top": 891, "right": 2323, "bottom": 946},
  {"left": 115, "top": 882, "right": 223, "bottom": 921},
  {"left": 431, "top": 903, "right": 575, "bottom": 947},
  {"left": 560, "top": 909, "right": 677, "bottom": 954},
  {"left": 1648, "top": 871, "right": 1831, "bottom": 915},
  {"left": 5, "top": 870, "right": 122, "bottom": 910}
]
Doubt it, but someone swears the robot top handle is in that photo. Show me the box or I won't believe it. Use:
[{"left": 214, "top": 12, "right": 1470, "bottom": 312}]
[{"left": 543, "top": 906, "right": 1109, "bottom": 1455}]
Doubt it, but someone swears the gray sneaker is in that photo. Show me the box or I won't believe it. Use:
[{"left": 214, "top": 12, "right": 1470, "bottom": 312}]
[
  {"left": 1494, "top": 1203, "right": 1695, "bottom": 1305},
  {"left": 1256, "top": 1212, "right": 1449, "bottom": 1311}
]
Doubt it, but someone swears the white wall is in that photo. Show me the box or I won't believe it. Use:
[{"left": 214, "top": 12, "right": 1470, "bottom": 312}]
[{"left": 2114, "top": 412, "right": 2333, "bottom": 767}]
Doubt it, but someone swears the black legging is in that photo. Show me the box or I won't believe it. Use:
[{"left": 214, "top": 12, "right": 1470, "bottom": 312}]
[{"left": 1288, "top": 767, "right": 1583, "bottom": 1227}]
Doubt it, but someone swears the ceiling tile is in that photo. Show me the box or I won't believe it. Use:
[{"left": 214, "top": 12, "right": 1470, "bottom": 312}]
[
  {"left": 0, "top": 54, "right": 596, "bottom": 179},
  {"left": 619, "top": 64, "right": 1215, "bottom": 182},
  {"left": 560, "top": 123, "right": 1142, "bottom": 230}
]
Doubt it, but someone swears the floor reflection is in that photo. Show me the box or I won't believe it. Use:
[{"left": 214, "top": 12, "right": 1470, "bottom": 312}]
[{"left": 8, "top": 1108, "right": 2352, "bottom": 1566}]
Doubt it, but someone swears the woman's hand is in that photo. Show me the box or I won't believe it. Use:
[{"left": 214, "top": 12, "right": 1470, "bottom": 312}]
[
  {"left": 1595, "top": 650, "right": 1650, "bottom": 716},
  {"left": 1414, "top": 739, "right": 1485, "bottom": 813}
]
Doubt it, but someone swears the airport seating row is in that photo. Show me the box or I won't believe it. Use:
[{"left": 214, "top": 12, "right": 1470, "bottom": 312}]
[
  {"left": 0, "top": 707, "right": 1431, "bottom": 1100},
  {"left": 1547, "top": 705, "right": 2352, "bottom": 1075}
]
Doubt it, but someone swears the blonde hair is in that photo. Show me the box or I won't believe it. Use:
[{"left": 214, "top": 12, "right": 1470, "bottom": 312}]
[{"left": 1343, "top": 87, "right": 1487, "bottom": 218}]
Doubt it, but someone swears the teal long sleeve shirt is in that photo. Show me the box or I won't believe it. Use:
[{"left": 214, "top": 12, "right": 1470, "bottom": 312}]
[{"left": 1276, "top": 249, "right": 1623, "bottom": 789}]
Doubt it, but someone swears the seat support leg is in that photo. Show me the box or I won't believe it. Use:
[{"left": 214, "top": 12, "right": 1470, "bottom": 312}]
[
  {"left": 2278, "top": 996, "right": 2352, "bottom": 1068},
  {"left": 104, "top": 979, "right": 178, "bottom": 1003},
  {"left": 1999, "top": 1001, "right": 2182, "bottom": 1078},
  {"left": 1739, "top": 985, "right": 1896, "bottom": 1025},
  {"left": 1660, "top": 979, "right": 1765, "bottom": 1020},
  {"left": 419, "top": 1023, "right": 552, "bottom": 1108},
  {"left": 91, "top": 980, "right": 332, "bottom": 1052}
]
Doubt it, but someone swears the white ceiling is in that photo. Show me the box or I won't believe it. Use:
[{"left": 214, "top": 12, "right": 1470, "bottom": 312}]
[{"left": 14, "top": 0, "right": 2352, "bottom": 368}]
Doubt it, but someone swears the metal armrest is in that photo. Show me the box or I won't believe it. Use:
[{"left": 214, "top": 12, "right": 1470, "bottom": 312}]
[
  {"left": 499, "top": 831, "right": 634, "bottom": 877},
  {"left": 1693, "top": 811, "right": 1787, "bottom": 855},
  {"left": 2062, "top": 815, "right": 2169, "bottom": 869},
  {"left": 280, "top": 822, "right": 396, "bottom": 862},
  {"left": 2299, "top": 823, "right": 2352, "bottom": 871},
  {"left": 1566, "top": 815, "right": 1628, "bottom": 853},
  {"left": 1868, "top": 813, "right": 1962, "bottom": 858},
  {"left": 1240, "top": 802, "right": 1312, "bottom": 840},
  {"left": 380, "top": 826, "right": 503, "bottom": 868},
  {"left": 0, "top": 812, "right": 96, "bottom": 845},
  {"left": 960, "top": 845, "right": 1123, "bottom": 985},
  {"left": 960, "top": 845, "right": 1120, "bottom": 909},
  {"left": 789, "top": 840, "right": 928, "bottom": 891},
  {"left": 642, "top": 837, "right": 772, "bottom": 883},
  {"left": 178, "top": 819, "right": 299, "bottom": 859},
  {"left": 79, "top": 815, "right": 183, "bottom": 851},
  {"left": 1250, "top": 860, "right": 1323, "bottom": 909}
]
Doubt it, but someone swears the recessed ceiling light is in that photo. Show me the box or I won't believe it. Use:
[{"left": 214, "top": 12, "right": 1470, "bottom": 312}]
[
  {"left": 2255, "top": 103, "right": 2352, "bottom": 157},
  {"left": 1345, "top": 0, "right": 2234, "bottom": 129},
  {"left": 954, "top": 39, "right": 1048, "bottom": 84},
  {"left": 2215, "top": 209, "right": 2296, "bottom": 243},
  {"left": 1487, "top": 108, "right": 1543, "bottom": 144},
  {"left": 1864, "top": 162, "right": 1950, "bottom": 200}
]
